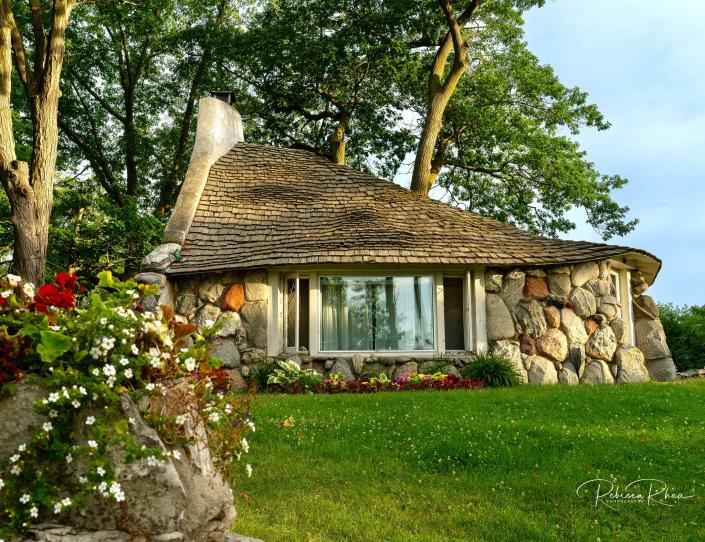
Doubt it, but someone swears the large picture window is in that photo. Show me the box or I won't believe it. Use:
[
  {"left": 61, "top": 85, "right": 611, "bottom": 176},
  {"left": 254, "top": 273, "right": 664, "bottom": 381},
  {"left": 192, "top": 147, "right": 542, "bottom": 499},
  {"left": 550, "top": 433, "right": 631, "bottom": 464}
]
[{"left": 320, "top": 276, "right": 435, "bottom": 352}]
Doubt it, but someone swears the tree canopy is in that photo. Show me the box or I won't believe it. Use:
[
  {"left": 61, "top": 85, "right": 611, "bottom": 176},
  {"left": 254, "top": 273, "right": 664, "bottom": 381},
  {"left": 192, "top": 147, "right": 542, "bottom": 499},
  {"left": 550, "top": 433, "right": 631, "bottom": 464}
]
[{"left": 1, "top": 0, "right": 639, "bottom": 281}]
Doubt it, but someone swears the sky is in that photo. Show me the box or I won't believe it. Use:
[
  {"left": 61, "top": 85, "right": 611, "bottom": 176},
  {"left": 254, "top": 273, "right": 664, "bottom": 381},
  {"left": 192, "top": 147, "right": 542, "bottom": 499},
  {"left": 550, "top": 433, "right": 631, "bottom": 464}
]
[{"left": 520, "top": 0, "right": 705, "bottom": 305}]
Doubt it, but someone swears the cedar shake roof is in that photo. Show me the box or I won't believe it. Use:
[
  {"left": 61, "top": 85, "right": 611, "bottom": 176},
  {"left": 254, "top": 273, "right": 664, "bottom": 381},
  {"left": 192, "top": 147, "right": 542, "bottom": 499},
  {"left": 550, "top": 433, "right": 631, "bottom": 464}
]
[{"left": 167, "top": 143, "right": 661, "bottom": 279}]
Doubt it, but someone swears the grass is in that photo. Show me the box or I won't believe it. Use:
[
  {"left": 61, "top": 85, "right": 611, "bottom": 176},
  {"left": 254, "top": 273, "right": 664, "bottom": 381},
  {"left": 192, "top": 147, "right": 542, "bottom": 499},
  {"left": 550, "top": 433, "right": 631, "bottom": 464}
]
[{"left": 233, "top": 381, "right": 705, "bottom": 541}]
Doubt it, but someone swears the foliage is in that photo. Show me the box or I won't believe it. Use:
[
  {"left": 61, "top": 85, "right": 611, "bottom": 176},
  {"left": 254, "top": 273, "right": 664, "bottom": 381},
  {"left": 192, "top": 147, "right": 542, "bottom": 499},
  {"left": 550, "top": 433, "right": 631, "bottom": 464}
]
[
  {"left": 58, "top": 0, "right": 249, "bottom": 214},
  {"left": 48, "top": 180, "right": 165, "bottom": 280},
  {"left": 249, "top": 360, "right": 278, "bottom": 392},
  {"left": 266, "top": 360, "right": 325, "bottom": 393},
  {"left": 0, "top": 271, "right": 253, "bottom": 537},
  {"left": 659, "top": 304, "right": 705, "bottom": 371},
  {"left": 460, "top": 351, "right": 522, "bottom": 387},
  {"left": 235, "top": 381, "right": 705, "bottom": 541}
]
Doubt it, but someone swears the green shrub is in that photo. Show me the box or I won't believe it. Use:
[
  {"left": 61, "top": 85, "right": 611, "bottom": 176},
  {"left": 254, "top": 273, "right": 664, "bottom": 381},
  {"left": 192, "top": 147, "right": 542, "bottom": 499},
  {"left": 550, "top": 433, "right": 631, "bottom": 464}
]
[
  {"left": 249, "top": 361, "right": 277, "bottom": 391},
  {"left": 418, "top": 360, "right": 450, "bottom": 375},
  {"left": 460, "top": 351, "right": 522, "bottom": 387},
  {"left": 659, "top": 303, "right": 705, "bottom": 371}
]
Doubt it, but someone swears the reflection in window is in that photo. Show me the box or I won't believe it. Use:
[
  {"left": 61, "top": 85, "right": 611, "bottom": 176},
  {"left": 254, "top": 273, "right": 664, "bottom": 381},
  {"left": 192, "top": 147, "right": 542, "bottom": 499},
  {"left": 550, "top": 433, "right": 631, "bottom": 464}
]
[{"left": 320, "top": 276, "right": 434, "bottom": 351}]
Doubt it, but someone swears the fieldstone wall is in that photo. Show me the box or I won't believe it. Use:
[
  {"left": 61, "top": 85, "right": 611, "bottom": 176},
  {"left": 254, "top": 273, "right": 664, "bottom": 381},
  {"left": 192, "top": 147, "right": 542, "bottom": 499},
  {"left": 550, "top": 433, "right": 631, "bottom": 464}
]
[
  {"left": 137, "top": 245, "right": 269, "bottom": 389},
  {"left": 138, "top": 246, "right": 675, "bottom": 385},
  {"left": 631, "top": 270, "right": 678, "bottom": 381},
  {"left": 484, "top": 260, "right": 667, "bottom": 385}
]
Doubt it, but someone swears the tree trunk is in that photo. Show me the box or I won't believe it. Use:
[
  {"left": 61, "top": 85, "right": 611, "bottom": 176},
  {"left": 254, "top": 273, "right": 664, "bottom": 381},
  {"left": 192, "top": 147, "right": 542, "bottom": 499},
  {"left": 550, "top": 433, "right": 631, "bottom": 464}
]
[
  {"left": 328, "top": 113, "right": 349, "bottom": 165},
  {"left": 125, "top": 97, "right": 138, "bottom": 197},
  {"left": 0, "top": 0, "right": 74, "bottom": 284},
  {"left": 410, "top": 0, "right": 480, "bottom": 196}
]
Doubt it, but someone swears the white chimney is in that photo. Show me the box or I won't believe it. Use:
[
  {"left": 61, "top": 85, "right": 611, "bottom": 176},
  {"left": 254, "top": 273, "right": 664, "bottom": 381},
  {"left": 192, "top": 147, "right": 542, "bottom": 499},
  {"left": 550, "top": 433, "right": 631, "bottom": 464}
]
[{"left": 163, "top": 93, "right": 244, "bottom": 245}]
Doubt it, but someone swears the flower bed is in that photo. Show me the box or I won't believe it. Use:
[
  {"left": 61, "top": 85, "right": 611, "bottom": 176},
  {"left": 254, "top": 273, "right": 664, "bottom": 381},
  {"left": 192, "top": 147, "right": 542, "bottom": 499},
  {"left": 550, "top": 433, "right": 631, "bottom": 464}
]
[
  {"left": 316, "top": 371, "right": 485, "bottom": 394},
  {"left": 0, "top": 271, "right": 252, "bottom": 538},
  {"left": 263, "top": 360, "right": 484, "bottom": 394}
]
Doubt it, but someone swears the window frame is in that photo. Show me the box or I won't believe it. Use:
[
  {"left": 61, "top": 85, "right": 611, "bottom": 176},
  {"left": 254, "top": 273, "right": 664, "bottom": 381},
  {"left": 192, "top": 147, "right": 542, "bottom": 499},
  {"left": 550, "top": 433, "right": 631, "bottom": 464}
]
[
  {"left": 275, "top": 266, "right": 486, "bottom": 358},
  {"left": 283, "top": 272, "right": 311, "bottom": 354},
  {"left": 609, "top": 264, "right": 636, "bottom": 346}
]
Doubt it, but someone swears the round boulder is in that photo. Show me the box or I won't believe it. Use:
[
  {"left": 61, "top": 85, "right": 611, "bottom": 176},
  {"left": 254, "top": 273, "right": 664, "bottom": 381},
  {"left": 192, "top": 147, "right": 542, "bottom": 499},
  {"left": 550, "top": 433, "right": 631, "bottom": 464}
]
[
  {"left": 614, "top": 346, "right": 649, "bottom": 384},
  {"left": 586, "top": 326, "right": 618, "bottom": 362},
  {"left": 526, "top": 356, "right": 558, "bottom": 385},
  {"left": 580, "top": 360, "right": 615, "bottom": 385},
  {"left": 536, "top": 328, "right": 568, "bottom": 363},
  {"left": 486, "top": 293, "right": 516, "bottom": 340}
]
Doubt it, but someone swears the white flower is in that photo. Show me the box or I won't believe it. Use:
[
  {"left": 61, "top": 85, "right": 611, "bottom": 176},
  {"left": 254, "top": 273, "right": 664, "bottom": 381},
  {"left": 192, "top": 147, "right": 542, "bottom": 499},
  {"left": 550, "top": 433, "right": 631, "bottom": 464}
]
[
  {"left": 184, "top": 357, "right": 197, "bottom": 372},
  {"left": 42, "top": 422, "right": 53, "bottom": 433},
  {"left": 19, "top": 493, "right": 30, "bottom": 504},
  {"left": 6, "top": 274, "right": 21, "bottom": 287},
  {"left": 175, "top": 414, "right": 187, "bottom": 426},
  {"left": 149, "top": 357, "right": 162, "bottom": 369},
  {"left": 97, "top": 481, "right": 108, "bottom": 493},
  {"left": 22, "top": 282, "right": 35, "bottom": 298},
  {"left": 146, "top": 455, "right": 160, "bottom": 467},
  {"left": 1, "top": 290, "right": 12, "bottom": 298},
  {"left": 49, "top": 409, "right": 58, "bottom": 418},
  {"left": 128, "top": 416, "right": 136, "bottom": 426},
  {"left": 109, "top": 481, "right": 125, "bottom": 502},
  {"left": 66, "top": 453, "right": 73, "bottom": 464},
  {"left": 102, "top": 364, "right": 116, "bottom": 377},
  {"left": 208, "top": 411, "right": 220, "bottom": 423},
  {"left": 131, "top": 344, "right": 139, "bottom": 356},
  {"left": 133, "top": 292, "right": 140, "bottom": 299},
  {"left": 246, "top": 464, "right": 253, "bottom": 478},
  {"left": 62, "top": 497, "right": 72, "bottom": 507},
  {"left": 79, "top": 476, "right": 88, "bottom": 484},
  {"left": 97, "top": 467, "right": 105, "bottom": 476},
  {"left": 240, "top": 438, "right": 249, "bottom": 454},
  {"left": 88, "top": 440, "right": 98, "bottom": 449},
  {"left": 30, "top": 505, "right": 38, "bottom": 518},
  {"left": 100, "top": 337, "right": 115, "bottom": 351},
  {"left": 125, "top": 289, "right": 134, "bottom": 296},
  {"left": 247, "top": 420, "right": 256, "bottom": 432},
  {"left": 91, "top": 368, "right": 100, "bottom": 376},
  {"left": 106, "top": 376, "right": 116, "bottom": 388},
  {"left": 89, "top": 346, "right": 103, "bottom": 360},
  {"left": 53, "top": 502, "right": 62, "bottom": 514},
  {"left": 86, "top": 416, "right": 95, "bottom": 426},
  {"left": 18, "top": 443, "right": 26, "bottom": 452},
  {"left": 11, "top": 465, "right": 21, "bottom": 475},
  {"left": 204, "top": 319, "right": 214, "bottom": 327},
  {"left": 124, "top": 368, "right": 133, "bottom": 379},
  {"left": 79, "top": 386, "right": 87, "bottom": 396},
  {"left": 10, "top": 454, "right": 19, "bottom": 463},
  {"left": 71, "top": 399, "right": 81, "bottom": 409},
  {"left": 119, "top": 357, "right": 129, "bottom": 366},
  {"left": 0, "top": 478, "right": 4, "bottom": 490},
  {"left": 48, "top": 392, "right": 60, "bottom": 403},
  {"left": 49, "top": 324, "right": 61, "bottom": 331},
  {"left": 171, "top": 449, "right": 181, "bottom": 460},
  {"left": 145, "top": 383, "right": 155, "bottom": 391},
  {"left": 99, "top": 317, "right": 108, "bottom": 325}
]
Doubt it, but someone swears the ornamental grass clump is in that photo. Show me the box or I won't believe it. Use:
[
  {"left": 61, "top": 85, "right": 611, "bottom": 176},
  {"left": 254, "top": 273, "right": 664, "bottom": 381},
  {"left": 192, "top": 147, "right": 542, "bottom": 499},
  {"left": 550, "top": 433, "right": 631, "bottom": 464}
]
[
  {"left": 0, "top": 271, "right": 253, "bottom": 538},
  {"left": 460, "top": 351, "right": 522, "bottom": 388}
]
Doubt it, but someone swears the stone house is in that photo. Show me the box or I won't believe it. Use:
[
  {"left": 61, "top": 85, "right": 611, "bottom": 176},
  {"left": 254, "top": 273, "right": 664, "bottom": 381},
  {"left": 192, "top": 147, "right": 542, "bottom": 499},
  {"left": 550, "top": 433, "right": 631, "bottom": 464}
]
[{"left": 139, "top": 93, "right": 675, "bottom": 386}]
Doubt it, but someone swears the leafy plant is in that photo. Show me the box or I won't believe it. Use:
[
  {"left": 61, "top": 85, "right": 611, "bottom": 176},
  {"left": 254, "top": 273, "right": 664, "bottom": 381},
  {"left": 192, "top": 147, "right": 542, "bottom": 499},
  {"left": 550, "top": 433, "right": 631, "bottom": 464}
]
[
  {"left": 0, "top": 271, "right": 254, "bottom": 538},
  {"left": 460, "top": 352, "right": 522, "bottom": 388},
  {"left": 249, "top": 361, "right": 278, "bottom": 392},
  {"left": 267, "top": 360, "right": 324, "bottom": 392}
]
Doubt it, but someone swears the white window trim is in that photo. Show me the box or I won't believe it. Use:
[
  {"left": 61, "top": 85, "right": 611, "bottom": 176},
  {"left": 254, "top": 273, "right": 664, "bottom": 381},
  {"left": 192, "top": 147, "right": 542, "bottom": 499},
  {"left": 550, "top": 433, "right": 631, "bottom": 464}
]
[
  {"left": 269, "top": 266, "right": 484, "bottom": 358},
  {"left": 609, "top": 263, "right": 636, "bottom": 346}
]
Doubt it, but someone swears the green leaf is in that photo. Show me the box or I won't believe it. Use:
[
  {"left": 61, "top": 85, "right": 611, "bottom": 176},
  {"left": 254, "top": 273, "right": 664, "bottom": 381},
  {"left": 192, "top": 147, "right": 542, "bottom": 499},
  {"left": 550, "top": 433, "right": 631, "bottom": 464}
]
[
  {"left": 114, "top": 418, "right": 129, "bottom": 435},
  {"left": 37, "top": 331, "right": 73, "bottom": 362},
  {"left": 97, "top": 270, "right": 114, "bottom": 288},
  {"left": 74, "top": 349, "right": 88, "bottom": 362}
]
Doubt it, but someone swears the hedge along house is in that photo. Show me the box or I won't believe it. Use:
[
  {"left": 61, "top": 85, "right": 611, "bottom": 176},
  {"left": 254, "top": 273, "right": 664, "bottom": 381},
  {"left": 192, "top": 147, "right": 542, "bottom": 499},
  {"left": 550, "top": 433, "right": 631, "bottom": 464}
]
[{"left": 138, "top": 93, "right": 676, "bottom": 386}]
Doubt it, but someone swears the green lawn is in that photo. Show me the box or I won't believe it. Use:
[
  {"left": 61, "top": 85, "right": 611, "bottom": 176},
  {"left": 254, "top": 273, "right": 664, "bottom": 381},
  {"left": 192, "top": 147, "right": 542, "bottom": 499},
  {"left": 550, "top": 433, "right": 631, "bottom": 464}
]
[{"left": 233, "top": 381, "right": 705, "bottom": 542}]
